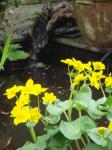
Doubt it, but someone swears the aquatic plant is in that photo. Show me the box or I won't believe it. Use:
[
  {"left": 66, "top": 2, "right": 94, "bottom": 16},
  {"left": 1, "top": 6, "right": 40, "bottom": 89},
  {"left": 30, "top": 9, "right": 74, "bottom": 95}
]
[
  {"left": 5, "top": 59, "right": 112, "bottom": 150},
  {"left": 0, "top": 33, "right": 29, "bottom": 71}
]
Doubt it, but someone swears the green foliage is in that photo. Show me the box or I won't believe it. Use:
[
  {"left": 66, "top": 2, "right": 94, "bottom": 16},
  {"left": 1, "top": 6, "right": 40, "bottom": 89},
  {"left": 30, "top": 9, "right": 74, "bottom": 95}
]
[
  {"left": 84, "top": 143, "right": 106, "bottom": 150},
  {"left": 5, "top": 59, "right": 112, "bottom": 150},
  {"left": 0, "top": 33, "right": 29, "bottom": 71},
  {"left": 47, "top": 100, "right": 71, "bottom": 116},
  {"left": 60, "top": 116, "right": 96, "bottom": 140},
  {"left": 73, "top": 84, "right": 92, "bottom": 110}
]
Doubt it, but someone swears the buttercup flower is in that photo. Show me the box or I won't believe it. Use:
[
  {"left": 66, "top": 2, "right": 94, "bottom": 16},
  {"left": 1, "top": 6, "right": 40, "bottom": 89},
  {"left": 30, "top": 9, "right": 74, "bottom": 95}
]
[
  {"left": 83, "top": 61, "right": 92, "bottom": 73},
  {"left": 89, "top": 76, "right": 100, "bottom": 89},
  {"left": 30, "top": 107, "right": 42, "bottom": 123},
  {"left": 105, "top": 74, "right": 112, "bottom": 87},
  {"left": 60, "top": 59, "right": 74, "bottom": 66},
  {"left": 16, "top": 94, "right": 30, "bottom": 107},
  {"left": 72, "top": 73, "right": 85, "bottom": 87},
  {"left": 93, "top": 62, "right": 105, "bottom": 71},
  {"left": 42, "top": 92, "right": 57, "bottom": 104},
  {"left": 108, "top": 122, "right": 112, "bottom": 132},
  {"left": 98, "top": 127, "right": 106, "bottom": 136},
  {"left": 11, "top": 105, "right": 41, "bottom": 125},
  {"left": 21, "top": 79, "right": 47, "bottom": 96},
  {"left": 5, "top": 85, "right": 24, "bottom": 99},
  {"left": 89, "top": 71, "right": 105, "bottom": 89},
  {"left": 11, "top": 106, "right": 30, "bottom": 125}
]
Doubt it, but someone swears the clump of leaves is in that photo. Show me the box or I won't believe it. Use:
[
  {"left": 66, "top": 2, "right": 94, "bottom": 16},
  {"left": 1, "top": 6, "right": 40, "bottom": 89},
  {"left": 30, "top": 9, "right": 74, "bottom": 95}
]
[{"left": 0, "top": 32, "right": 29, "bottom": 71}]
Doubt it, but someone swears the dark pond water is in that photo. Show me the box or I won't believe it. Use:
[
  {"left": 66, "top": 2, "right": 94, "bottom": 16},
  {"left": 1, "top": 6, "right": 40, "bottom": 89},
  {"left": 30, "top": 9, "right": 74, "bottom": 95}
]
[{"left": 0, "top": 41, "right": 112, "bottom": 150}]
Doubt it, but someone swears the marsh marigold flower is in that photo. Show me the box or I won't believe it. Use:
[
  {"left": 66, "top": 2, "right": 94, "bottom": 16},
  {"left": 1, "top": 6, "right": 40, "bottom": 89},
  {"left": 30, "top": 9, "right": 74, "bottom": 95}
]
[
  {"left": 98, "top": 127, "right": 106, "bottom": 136},
  {"left": 93, "top": 62, "right": 105, "bottom": 71},
  {"left": 5, "top": 85, "right": 24, "bottom": 99},
  {"left": 21, "top": 79, "right": 47, "bottom": 96},
  {"left": 89, "top": 76, "right": 100, "bottom": 89},
  {"left": 105, "top": 75, "right": 112, "bottom": 87},
  {"left": 42, "top": 92, "right": 56, "bottom": 104},
  {"left": 108, "top": 122, "right": 112, "bottom": 132},
  {"left": 89, "top": 71, "right": 105, "bottom": 89},
  {"left": 60, "top": 59, "right": 74, "bottom": 66},
  {"left": 11, "top": 106, "right": 30, "bottom": 125},
  {"left": 11, "top": 105, "right": 41, "bottom": 125},
  {"left": 30, "top": 107, "right": 42, "bottom": 123},
  {"left": 16, "top": 94, "right": 30, "bottom": 107},
  {"left": 72, "top": 73, "right": 85, "bottom": 87}
]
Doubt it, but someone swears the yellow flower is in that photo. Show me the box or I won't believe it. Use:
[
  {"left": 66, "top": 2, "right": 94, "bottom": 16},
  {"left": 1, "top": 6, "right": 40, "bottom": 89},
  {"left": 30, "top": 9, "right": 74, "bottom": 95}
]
[
  {"left": 89, "top": 76, "right": 100, "bottom": 89},
  {"left": 105, "top": 75, "right": 112, "bottom": 87},
  {"left": 16, "top": 94, "right": 30, "bottom": 107},
  {"left": 60, "top": 59, "right": 74, "bottom": 66},
  {"left": 21, "top": 79, "right": 47, "bottom": 96},
  {"left": 72, "top": 73, "right": 85, "bottom": 87},
  {"left": 5, "top": 85, "right": 24, "bottom": 99},
  {"left": 92, "top": 71, "right": 105, "bottom": 80},
  {"left": 42, "top": 92, "right": 57, "bottom": 104},
  {"left": 30, "top": 107, "right": 42, "bottom": 123},
  {"left": 89, "top": 71, "right": 105, "bottom": 89},
  {"left": 108, "top": 122, "right": 112, "bottom": 132},
  {"left": 72, "top": 59, "right": 83, "bottom": 73},
  {"left": 11, "top": 106, "right": 30, "bottom": 125},
  {"left": 93, "top": 62, "right": 105, "bottom": 71},
  {"left": 83, "top": 61, "right": 92, "bottom": 73},
  {"left": 98, "top": 127, "right": 106, "bottom": 136}
]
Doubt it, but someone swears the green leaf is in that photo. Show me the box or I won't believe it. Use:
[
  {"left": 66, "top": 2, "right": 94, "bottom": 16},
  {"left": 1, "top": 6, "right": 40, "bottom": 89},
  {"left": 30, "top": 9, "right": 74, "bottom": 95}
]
[
  {"left": 9, "top": 43, "right": 22, "bottom": 51},
  {"left": 107, "top": 105, "right": 112, "bottom": 120},
  {"left": 104, "top": 95, "right": 112, "bottom": 106},
  {"left": 44, "top": 115, "right": 60, "bottom": 124},
  {"left": 88, "top": 128, "right": 108, "bottom": 147},
  {"left": 37, "top": 135, "right": 49, "bottom": 150},
  {"left": 106, "top": 87, "right": 112, "bottom": 94},
  {"left": 47, "top": 100, "right": 70, "bottom": 116},
  {"left": 84, "top": 143, "right": 107, "bottom": 150},
  {"left": 48, "top": 132, "right": 68, "bottom": 150},
  {"left": 60, "top": 116, "right": 96, "bottom": 140},
  {"left": 73, "top": 84, "right": 92, "bottom": 109},
  {"left": 45, "top": 126, "right": 59, "bottom": 137},
  {"left": 8, "top": 50, "right": 29, "bottom": 61},
  {"left": 17, "top": 141, "right": 38, "bottom": 150},
  {"left": 87, "top": 100, "right": 106, "bottom": 119}
]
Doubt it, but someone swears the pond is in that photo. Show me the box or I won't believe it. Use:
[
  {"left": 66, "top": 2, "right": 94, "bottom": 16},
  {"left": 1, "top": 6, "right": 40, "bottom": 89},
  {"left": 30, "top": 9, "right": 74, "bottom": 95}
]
[{"left": 0, "top": 41, "right": 111, "bottom": 149}]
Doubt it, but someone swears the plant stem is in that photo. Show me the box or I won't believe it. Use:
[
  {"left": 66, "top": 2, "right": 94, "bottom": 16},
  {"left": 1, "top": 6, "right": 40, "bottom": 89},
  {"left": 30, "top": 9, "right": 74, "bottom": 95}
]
[
  {"left": 68, "top": 91, "right": 73, "bottom": 121},
  {"left": 78, "top": 110, "right": 81, "bottom": 117},
  {"left": 85, "top": 134, "right": 90, "bottom": 143},
  {"left": 75, "top": 140, "right": 81, "bottom": 150},
  {"left": 64, "top": 111, "right": 69, "bottom": 121},
  {"left": 99, "top": 80, "right": 105, "bottom": 97},
  {"left": 28, "top": 127, "right": 37, "bottom": 143},
  {"left": 81, "top": 136, "right": 86, "bottom": 146},
  {"left": 69, "top": 144, "right": 73, "bottom": 150}
]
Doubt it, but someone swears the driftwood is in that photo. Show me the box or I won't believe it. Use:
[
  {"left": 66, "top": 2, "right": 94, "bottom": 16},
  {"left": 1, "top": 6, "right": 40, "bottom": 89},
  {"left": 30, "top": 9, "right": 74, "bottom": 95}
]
[{"left": 31, "top": 2, "right": 80, "bottom": 50}]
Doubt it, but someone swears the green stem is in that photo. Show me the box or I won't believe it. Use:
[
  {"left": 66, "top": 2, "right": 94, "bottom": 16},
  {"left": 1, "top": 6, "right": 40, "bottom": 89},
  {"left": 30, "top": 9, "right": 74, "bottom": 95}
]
[
  {"left": 75, "top": 140, "right": 81, "bottom": 150},
  {"left": 99, "top": 80, "right": 105, "bottom": 97},
  {"left": 28, "top": 127, "right": 37, "bottom": 143},
  {"left": 78, "top": 110, "right": 81, "bottom": 117},
  {"left": 69, "top": 144, "right": 73, "bottom": 150},
  {"left": 81, "top": 136, "right": 86, "bottom": 146},
  {"left": 85, "top": 134, "right": 90, "bottom": 143},
  {"left": 68, "top": 91, "right": 73, "bottom": 121},
  {"left": 64, "top": 111, "right": 69, "bottom": 121}
]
